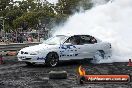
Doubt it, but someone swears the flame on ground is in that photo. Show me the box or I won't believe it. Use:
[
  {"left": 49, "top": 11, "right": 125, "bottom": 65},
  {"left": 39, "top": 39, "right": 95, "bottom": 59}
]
[{"left": 78, "top": 65, "right": 86, "bottom": 76}]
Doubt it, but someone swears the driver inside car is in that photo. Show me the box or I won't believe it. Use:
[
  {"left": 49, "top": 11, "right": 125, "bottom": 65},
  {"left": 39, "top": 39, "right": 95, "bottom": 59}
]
[{"left": 70, "top": 37, "right": 81, "bottom": 45}]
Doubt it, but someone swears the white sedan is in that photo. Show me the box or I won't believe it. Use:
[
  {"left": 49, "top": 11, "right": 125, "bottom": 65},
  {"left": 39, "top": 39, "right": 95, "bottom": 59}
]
[{"left": 17, "top": 35, "right": 112, "bottom": 67}]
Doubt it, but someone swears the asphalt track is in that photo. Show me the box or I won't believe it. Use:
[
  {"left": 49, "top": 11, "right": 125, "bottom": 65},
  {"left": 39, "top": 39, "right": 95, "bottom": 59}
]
[{"left": 0, "top": 56, "right": 132, "bottom": 88}]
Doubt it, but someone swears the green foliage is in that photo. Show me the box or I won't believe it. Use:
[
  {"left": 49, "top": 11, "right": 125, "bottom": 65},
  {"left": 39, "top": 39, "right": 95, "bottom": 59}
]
[
  {"left": 13, "top": 12, "right": 38, "bottom": 28},
  {"left": 0, "top": 0, "right": 94, "bottom": 32},
  {"left": 56, "top": 0, "right": 80, "bottom": 14},
  {"left": 0, "top": 0, "right": 13, "bottom": 16}
]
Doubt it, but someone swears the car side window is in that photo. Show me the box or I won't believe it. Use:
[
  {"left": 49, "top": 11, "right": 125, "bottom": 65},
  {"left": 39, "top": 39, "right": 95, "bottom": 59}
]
[
  {"left": 65, "top": 36, "right": 82, "bottom": 45},
  {"left": 90, "top": 36, "right": 97, "bottom": 44},
  {"left": 80, "top": 35, "right": 97, "bottom": 44}
]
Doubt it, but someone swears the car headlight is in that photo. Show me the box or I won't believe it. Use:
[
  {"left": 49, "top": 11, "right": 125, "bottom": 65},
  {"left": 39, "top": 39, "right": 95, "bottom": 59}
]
[
  {"left": 30, "top": 51, "right": 41, "bottom": 55},
  {"left": 18, "top": 51, "right": 28, "bottom": 54},
  {"left": 30, "top": 52, "right": 38, "bottom": 55}
]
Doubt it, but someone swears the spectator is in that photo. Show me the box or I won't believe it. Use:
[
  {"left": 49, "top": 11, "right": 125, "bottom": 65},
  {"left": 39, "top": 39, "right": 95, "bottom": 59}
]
[
  {"left": 28, "top": 35, "right": 33, "bottom": 42},
  {"left": 17, "top": 34, "right": 23, "bottom": 43}
]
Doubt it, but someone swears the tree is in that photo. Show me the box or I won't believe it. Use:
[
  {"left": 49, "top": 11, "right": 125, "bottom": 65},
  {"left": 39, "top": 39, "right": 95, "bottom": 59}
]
[
  {"left": 1, "top": 0, "right": 95, "bottom": 32},
  {"left": 0, "top": 0, "right": 14, "bottom": 16},
  {"left": 55, "top": 0, "right": 81, "bottom": 15}
]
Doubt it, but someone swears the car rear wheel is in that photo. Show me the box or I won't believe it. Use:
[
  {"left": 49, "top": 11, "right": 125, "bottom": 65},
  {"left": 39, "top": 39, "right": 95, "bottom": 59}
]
[
  {"left": 91, "top": 50, "right": 105, "bottom": 64},
  {"left": 46, "top": 52, "right": 59, "bottom": 67}
]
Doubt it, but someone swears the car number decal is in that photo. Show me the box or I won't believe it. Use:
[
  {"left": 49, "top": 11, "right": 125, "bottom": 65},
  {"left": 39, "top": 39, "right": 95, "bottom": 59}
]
[{"left": 59, "top": 44, "right": 79, "bottom": 57}]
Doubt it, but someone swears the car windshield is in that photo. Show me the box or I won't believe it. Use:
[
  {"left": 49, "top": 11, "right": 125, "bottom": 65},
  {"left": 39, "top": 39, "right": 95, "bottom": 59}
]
[{"left": 43, "top": 35, "right": 68, "bottom": 45}]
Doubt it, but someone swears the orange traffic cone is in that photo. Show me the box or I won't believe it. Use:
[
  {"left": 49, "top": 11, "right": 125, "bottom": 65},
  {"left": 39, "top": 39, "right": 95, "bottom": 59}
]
[
  {"left": 127, "top": 59, "right": 132, "bottom": 66},
  {"left": 0, "top": 54, "right": 3, "bottom": 64}
]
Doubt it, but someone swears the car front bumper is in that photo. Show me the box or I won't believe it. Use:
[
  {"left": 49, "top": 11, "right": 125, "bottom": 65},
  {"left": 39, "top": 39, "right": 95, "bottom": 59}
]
[{"left": 17, "top": 54, "right": 46, "bottom": 63}]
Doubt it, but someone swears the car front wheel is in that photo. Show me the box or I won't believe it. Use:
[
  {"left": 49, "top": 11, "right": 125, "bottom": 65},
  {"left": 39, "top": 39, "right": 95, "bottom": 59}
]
[
  {"left": 91, "top": 50, "right": 105, "bottom": 64},
  {"left": 46, "top": 52, "right": 59, "bottom": 67}
]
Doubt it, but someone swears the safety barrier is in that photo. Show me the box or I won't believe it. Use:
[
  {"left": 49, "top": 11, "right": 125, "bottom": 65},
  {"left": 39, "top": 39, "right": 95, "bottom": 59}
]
[{"left": 0, "top": 42, "right": 40, "bottom": 55}]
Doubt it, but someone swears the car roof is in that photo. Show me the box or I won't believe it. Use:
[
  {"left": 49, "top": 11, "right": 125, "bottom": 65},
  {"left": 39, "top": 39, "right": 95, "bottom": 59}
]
[{"left": 55, "top": 34, "right": 102, "bottom": 42}]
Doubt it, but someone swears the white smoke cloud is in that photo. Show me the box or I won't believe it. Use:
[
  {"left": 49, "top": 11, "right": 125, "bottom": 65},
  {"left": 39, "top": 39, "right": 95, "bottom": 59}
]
[{"left": 53, "top": 0, "right": 132, "bottom": 63}]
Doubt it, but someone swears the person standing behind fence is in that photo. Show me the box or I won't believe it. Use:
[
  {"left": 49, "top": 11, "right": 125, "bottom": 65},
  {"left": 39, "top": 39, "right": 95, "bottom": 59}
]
[
  {"left": 28, "top": 35, "right": 33, "bottom": 42},
  {"left": 17, "top": 34, "right": 21, "bottom": 43},
  {"left": 19, "top": 34, "right": 23, "bottom": 43}
]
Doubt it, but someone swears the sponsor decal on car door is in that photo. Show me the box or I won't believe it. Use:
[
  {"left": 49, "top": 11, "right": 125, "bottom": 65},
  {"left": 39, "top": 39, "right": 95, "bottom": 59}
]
[
  {"left": 59, "top": 35, "right": 84, "bottom": 60},
  {"left": 59, "top": 44, "right": 81, "bottom": 60}
]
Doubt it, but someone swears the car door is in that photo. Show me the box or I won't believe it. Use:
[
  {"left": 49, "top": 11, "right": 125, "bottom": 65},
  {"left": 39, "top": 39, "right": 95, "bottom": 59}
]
[
  {"left": 59, "top": 35, "right": 84, "bottom": 60},
  {"left": 80, "top": 35, "right": 98, "bottom": 58}
]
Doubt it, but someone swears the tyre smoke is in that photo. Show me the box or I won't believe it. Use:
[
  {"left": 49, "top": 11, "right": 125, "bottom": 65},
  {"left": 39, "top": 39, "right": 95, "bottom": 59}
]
[{"left": 53, "top": 0, "right": 132, "bottom": 63}]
